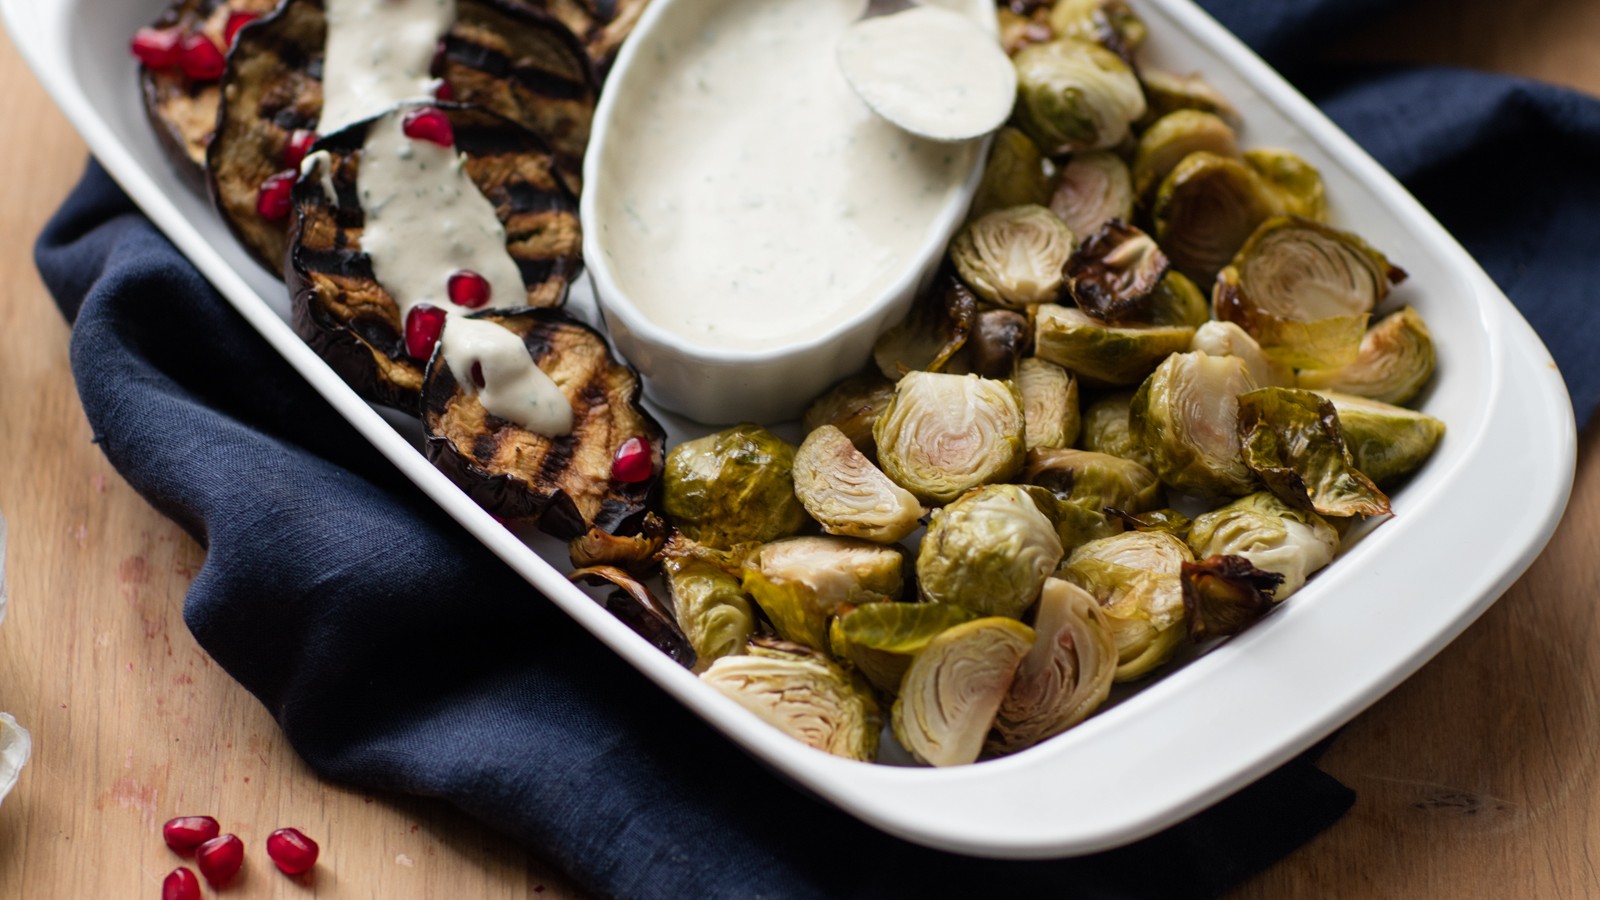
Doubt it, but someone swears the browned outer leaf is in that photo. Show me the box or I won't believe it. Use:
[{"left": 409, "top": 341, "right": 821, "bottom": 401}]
[
  {"left": 1181, "top": 554, "right": 1284, "bottom": 641},
  {"left": 1237, "top": 388, "right": 1392, "bottom": 518},
  {"left": 1066, "top": 221, "right": 1170, "bottom": 324}
]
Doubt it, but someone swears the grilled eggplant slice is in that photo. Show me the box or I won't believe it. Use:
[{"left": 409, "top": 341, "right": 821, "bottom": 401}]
[
  {"left": 209, "top": 0, "right": 595, "bottom": 273},
  {"left": 422, "top": 310, "right": 666, "bottom": 539},
  {"left": 287, "top": 105, "right": 583, "bottom": 410},
  {"left": 139, "top": 0, "right": 282, "bottom": 187},
  {"left": 523, "top": 0, "right": 652, "bottom": 76}
]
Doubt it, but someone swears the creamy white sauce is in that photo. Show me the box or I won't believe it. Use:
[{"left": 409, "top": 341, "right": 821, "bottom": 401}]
[
  {"left": 597, "top": 0, "right": 991, "bottom": 352},
  {"left": 837, "top": 6, "right": 1016, "bottom": 142},
  {"left": 301, "top": 149, "right": 338, "bottom": 203},
  {"left": 320, "top": 0, "right": 454, "bottom": 135},
  {"left": 440, "top": 317, "right": 574, "bottom": 434}
]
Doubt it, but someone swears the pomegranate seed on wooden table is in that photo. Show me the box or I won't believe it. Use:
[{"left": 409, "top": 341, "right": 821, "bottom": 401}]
[
  {"left": 162, "top": 815, "right": 220, "bottom": 853},
  {"left": 195, "top": 833, "right": 244, "bottom": 886},
  {"left": 265, "top": 827, "right": 321, "bottom": 875}
]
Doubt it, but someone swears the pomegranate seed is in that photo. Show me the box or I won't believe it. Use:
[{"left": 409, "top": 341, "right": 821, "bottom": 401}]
[
  {"left": 265, "top": 827, "right": 320, "bottom": 875},
  {"left": 224, "top": 10, "right": 258, "bottom": 46},
  {"left": 283, "top": 128, "right": 318, "bottom": 169},
  {"left": 178, "top": 33, "right": 225, "bottom": 81},
  {"left": 195, "top": 833, "right": 244, "bottom": 886},
  {"left": 404, "top": 304, "right": 447, "bottom": 360},
  {"left": 470, "top": 360, "right": 486, "bottom": 389},
  {"left": 162, "top": 867, "right": 201, "bottom": 900},
  {"left": 447, "top": 270, "right": 491, "bottom": 308},
  {"left": 130, "top": 27, "right": 183, "bottom": 70},
  {"left": 612, "top": 436, "right": 654, "bottom": 483},
  {"left": 162, "top": 815, "right": 220, "bottom": 853},
  {"left": 256, "top": 170, "right": 297, "bottom": 221},
  {"left": 435, "top": 81, "right": 455, "bottom": 102},
  {"left": 401, "top": 107, "right": 454, "bottom": 147}
]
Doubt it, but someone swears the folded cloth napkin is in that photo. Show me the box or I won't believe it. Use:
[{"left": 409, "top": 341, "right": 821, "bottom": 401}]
[{"left": 33, "top": 2, "right": 1599, "bottom": 898}]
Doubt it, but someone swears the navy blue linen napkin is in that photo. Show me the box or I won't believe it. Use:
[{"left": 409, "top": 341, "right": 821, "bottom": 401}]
[{"left": 34, "top": 4, "right": 1599, "bottom": 898}]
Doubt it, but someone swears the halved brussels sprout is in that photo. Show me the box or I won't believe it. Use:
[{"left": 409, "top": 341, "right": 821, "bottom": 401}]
[
  {"left": 1146, "top": 271, "right": 1210, "bottom": 329},
  {"left": 1181, "top": 554, "right": 1284, "bottom": 641},
  {"left": 989, "top": 578, "right": 1116, "bottom": 755},
  {"left": 1078, "top": 391, "right": 1153, "bottom": 468},
  {"left": 1297, "top": 307, "right": 1436, "bottom": 405},
  {"left": 1034, "top": 303, "right": 1195, "bottom": 387},
  {"left": 1050, "top": 151, "right": 1135, "bottom": 241},
  {"left": 831, "top": 602, "right": 978, "bottom": 694},
  {"left": 1049, "top": 0, "right": 1148, "bottom": 53},
  {"left": 1019, "top": 484, "right": 1123, "bottom": 553},
  {"left": 1187, "top": 491, "right": 1338, "bottom": 598},
  {"left": 917, "top": 485, "right": 1064, "bottom": 619},
  {"left": 1062, "top": 530, "right": 1193, "bottom": 680},
  {"left": 793, "top": 425, "right": 923, "bottom": 544},
  {"left": 875, "top": 372, "right": 1027, "bottom": 504},
  {"left": 1191, "top": 320, "right": 1295, "bottom": 388},
  {"left": 803, "top": 373, "right": 898, "bottom": 460},
  {"left": 665, "top": 557, "right": 756, "bottom": 670},
  {"left": 742, "top": 536, "right": 905, "bottom": 651},
  {"left": 1214, "top": 216, "right": 1404, "bottom": 370},
  {"left": 1137, "top": 69, "right": 1240, "bottom": 128},
  {"left": 1238, "top": 387, "right": 1391, "bottom": 518},
  {"left": 1152, "top": 152, "right": 1285, "bottom": 284},
  {"left": 1245, "top": 149, "right": 1328, "bottom": 222},
  {"left": 951, "top": 205, "right": 1075, "bottom": 308},
  {"left": 1313, "top": 391, "right": 1446, "bottom": 486},
  {"left": 1013, "top": 39, "right": 1146, "bottom": 155},
  {"left": 873, "top": 273, "right": 977, "bottom": 379},
  {"left": 891, "top": 617, "right": 1035, "bottom": 766},
  {"left": 1018, "top": 358, "right": 1081, "bottom": 450},
  {"left": 1025, "top": 447, "right": 1162, "bottom": 514},
  {"left": 701, "top": 638, "right": 880, "bottom": 761},
  {"left": 664, "top": 425, "right": 808, "bottom": 549},
  {"left": 963, "top": 309, "right": 1032, "bottom": 379},
  {"left": 1065, "top": 221, "right": 1170, "bottom": 323},
  {"left": 1131, "top": 351, "right": 1260, "bottom": 498},
  {"left": 971, "top": 128, "right": 1052, "bottom": 219},
  {"left": 1132, "top": 110, "right": 1241, "bottom": 201}
]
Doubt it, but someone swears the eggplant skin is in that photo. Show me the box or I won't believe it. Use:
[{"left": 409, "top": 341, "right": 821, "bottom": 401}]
[
  {"left": 286, "top": 104, "right": 584, "bottom": 412},
  {"left": 517, "top": 0, "right": 653, "bottom": 77},
  {"left": 422, "top": 310, "right": 667, "bottom": 540}
]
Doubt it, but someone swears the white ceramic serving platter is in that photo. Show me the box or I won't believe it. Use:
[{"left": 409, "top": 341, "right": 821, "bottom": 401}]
[{"left": 4, "top": 0, "right": 1576, "bottom": 859}]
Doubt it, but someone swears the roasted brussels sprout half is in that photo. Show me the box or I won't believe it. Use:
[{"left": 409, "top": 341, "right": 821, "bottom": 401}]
[
  {"left": 1018, "top": 358, "right": 1081, "bottom": 450},
  {"left": 891, "top": 617, "right": 1035, "bottom": 766},
  {"left": 663, "top": 425, "right": 808, "bottom": 549},
  {"left": 1048, "top": 0, "right": 1148, "bottom": 54},
  {"left": 1191, "top": 321, "right": 1295, "bottom": 388},
  {"left": 950, "top": 205, "right": 1075, "bottom": 308},
  {"left": 1132, "top": 110, "right": 1242, "bottom": 201},
  {"left": 1244, "top": 149, "right": 1329, "bottom": 222},
  {"left": 988, "top": 578, "right": 1117, "bottom": 755},
  {"left": 1013, "top": 39, "right": 1146, "bottom": 155},
  {"left": 1213, "top": 216, "right": 1404, "bottom": 370},
  {"left": 916, "top": 485, "right": 1065, "bottom": 619},
  {"left": 793, "top": 426, "right": 923, "bottom": 544},
  {"left": 664, "top": 557, "right": 756, "bottom": 670},
  {"left": 1297, "top": 307, "right": 1436, "bottom": 405},
  {"left": 1078, "top": 391, "right": 1154, "bottom": 468},
  {"left": 873, "top": 274, "right": 976, "bottom": 379},
  {"left": 962, "top": 308, "right": 1033, "bottom": 379},
  {"left": 1025, "top": 448, "right": 1163, "bottom": 514},
  {"left": 1137, "top": 69, "right": 1240, "bottom": 128},
  {"left": 1146, "top": 271, "right": 1211, "bottom": 329},
  {"left": 1151, "top": 152, "right": 1285, "bottom": 284},
  {"left": 1050, "top": 151, "right": 1135, "bottom": 241},
  {"left": 874, "top": 372, "right": 1027, "bottom": 505},
  {"left": 803, "top": 374, "right": 897, "bottom": 459},
  {"left": 1065, "top": 221, "right": 1170, "bottom": 323},
  {"left": 1181, "top": 555, "right": 1284, "bottom": 641},
  {"left": 1130, "top": 351, "right": 1259, "bottom": 498},
  {"left": 830, "top": 602, "right": 978, "bottom": 694},
  {"left": 742, "top": 537, "right": 904, "bottom": 651},
  {"left": 1314, "top": 391, "right": 1446, "bottom": 486},
  {"left": 1237, "top": 388, "right": 1392, "bottom": 518},
  {"left": 1187, "top": 491, "right": 1338, "bottom": 598},
  {"left": 701, "top": 638, "right": 880, "bottom": 761},
  {"left": 1062, "top": 531, "right": 1193, "bottom": 680},
  {"left": 971, "top": 128, "right": 1053, "bottom": 219},
  {"left": 1034, "top": 304, "right": 1195, "bottom": 387}
]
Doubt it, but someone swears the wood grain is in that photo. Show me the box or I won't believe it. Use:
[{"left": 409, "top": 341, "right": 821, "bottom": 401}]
[{"left": 0, "top": 1, "right": 1594, "bottom": 897}]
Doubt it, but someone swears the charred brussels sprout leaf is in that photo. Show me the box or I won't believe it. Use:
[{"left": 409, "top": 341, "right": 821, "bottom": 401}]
[
  {"left": 1297, "top": 307, "right": 1436, "bottom": 406},
  {"left": 874, "top": 372, "right": 1027, "bottom": 505},
  {"left": 1108, "top": 506, "right": 1192, "bottom": 539},
  {"left": 1017, "top": 358, "right": 1081, "bottom": 450},
  {"left": 891, "top": 617, "right": 1035, "bottom": 766},
  {"left": 1130, "top": 351, "right": 1260, "bottom": 498},
  {"left": 1181, "top": 554, "right": 1283, "bottom": 641},
  {"left": 1066, "top": 221, "right": 1171, "bottom": 323},
  {"left": 951, "top": 205, "right": 1075, "bottom": 308},
  {"left": 988, "top": 578, "right": 1117, "bottom": 755},
  {"left": 742, "top": 537, "right": 904, "bottom": 651},
  {"left": 1314, "top": 391, "right": 1446, "bottom": 486},
  {"left": 1187, "top": 491, "right": 1338, "bottom": 599},
  {"left": 1238, "top": 388, "right": 1391, "bottom": 518},
  {"left": 1132, "top": 110, "right": 1242, "bottom": 202},
  {"left": 1050, "top": 151, "right": 1135, "bottom": 241},
  {"left": 873, "top": 274, "right": 977, "bottom": 379},
  {"left": 1151, "top": 152, "right": 1285, "bottom": 285},
  {"left": 1034, "top": 303, "right": 1195, "bottom": 387},
  {"left": 1013, "top": 39, "right": 1146, "bottom": 155},
  {"left": 917, "top": 485, "right": 1064, "bottom": 619},
  {"left": 793, "top": 426, "right": 923, "bottom": 544},
  {"left": 803, "top": 373, "right": 898, "bottom": 460},
  {"left": 701, "top": 638, "right": 880, "bottom": 761},
  {"left": 963, "top": 309, "right": 1032, "bottom": 379},
  {"left": 1025, "top": 448, "right": 1163, "bottom": 514},
  {"left": 569, "top": 566, "right": 693, "bottom": 667},
  {"left": 663, "top": 425, "right": 808, "bottom": 549},
  {"left": 568, "top": 512, "right": 667, "bottom": 571},
  {"left": 831, "top": 602, "right": 979, "bottom": 694},
  {"left": 971, "top": 128, "right": 1053, "bottom": 218},
  {"left": 1191, "top": 320, "right": 1295, "bottom": 388},
  {"left": 665, "top": 557, "right": 756, "bottom": 670},
  {"left": 1062, "top": 531, "right": 1193, "bottom": 680},
  {"left": 1078, "top": 391, "right": 1154, "bottom": 468}
]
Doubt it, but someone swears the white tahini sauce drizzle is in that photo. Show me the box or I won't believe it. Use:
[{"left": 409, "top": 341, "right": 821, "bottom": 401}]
[
  {"left": 837, "top": 6, "right": 1017, "bottom": 142},
  {"left": 596, "top": 0, "right": 992, "bottom": 352},
  {"left": 440, "top": 318, "right": 574, "bottom": 435},
  {"left": 320, "top": 0, "right": 455, "bottom": 135}
]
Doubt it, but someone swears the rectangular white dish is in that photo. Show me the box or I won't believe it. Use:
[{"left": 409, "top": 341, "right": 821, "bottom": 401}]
[{"left": 5, "top": 0, "right": 1576, "bottom": 858}]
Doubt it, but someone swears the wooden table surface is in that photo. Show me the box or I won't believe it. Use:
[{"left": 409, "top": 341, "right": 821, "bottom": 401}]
[{"left": 0, "top": 2, "right": 1596, "bottom": 897}]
